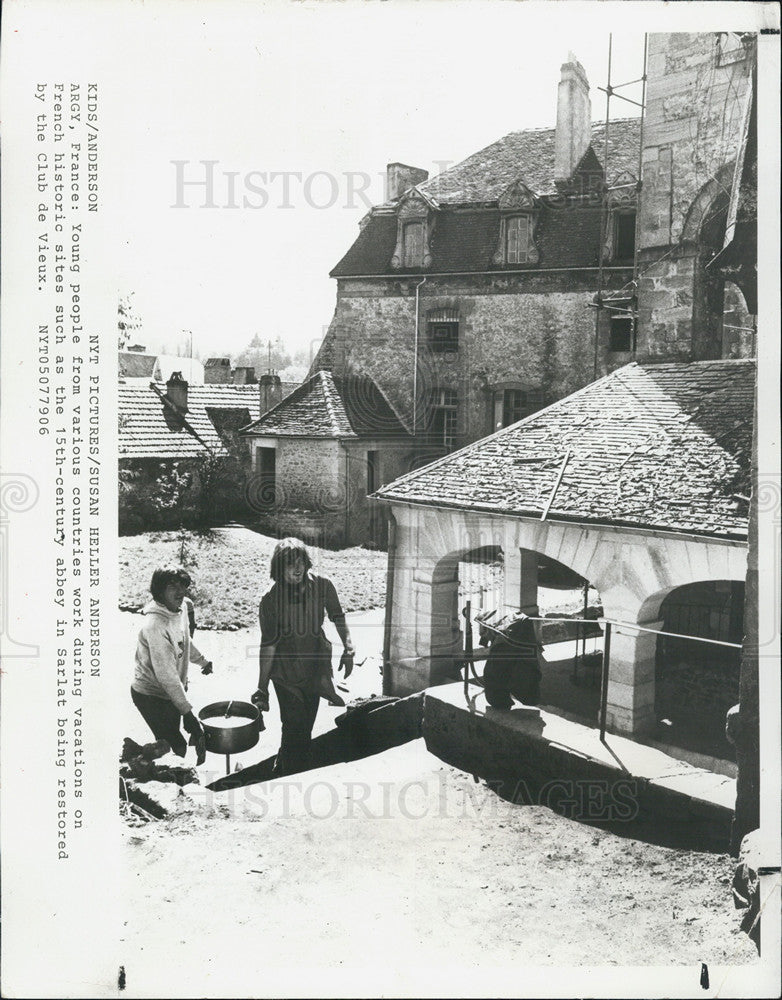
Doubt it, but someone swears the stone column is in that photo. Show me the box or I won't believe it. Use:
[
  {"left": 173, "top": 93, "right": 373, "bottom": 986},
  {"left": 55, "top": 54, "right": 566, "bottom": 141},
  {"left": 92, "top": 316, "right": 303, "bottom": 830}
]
[
  {"left": 386, "top": 554, "right": 460, "bottom": 695},
  {"left": 604, "top": 618, "right": 662, "bottom": 735},
  {"left": 503, "top": 547, "right": 539, "bottom": 616}
]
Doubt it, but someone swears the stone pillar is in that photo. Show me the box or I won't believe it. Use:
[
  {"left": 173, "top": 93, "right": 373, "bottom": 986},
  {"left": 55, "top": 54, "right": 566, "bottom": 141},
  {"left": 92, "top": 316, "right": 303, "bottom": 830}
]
[
  {"left": 386, "top": 554, "right": 460, "bottom": 695},
  {"left": 604, "top": 618, "right": 662, "bottom": 735},
  {"left": 503, "top": 547, "right": 539, "bottom": 616}
]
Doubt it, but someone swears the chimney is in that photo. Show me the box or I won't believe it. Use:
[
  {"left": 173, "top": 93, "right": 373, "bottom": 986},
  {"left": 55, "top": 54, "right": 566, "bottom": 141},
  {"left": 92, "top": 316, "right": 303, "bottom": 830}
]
[
  {"left": 554, "top": 52, "right": 592, "bottom": 184},
  {"left": 259, "top": 373, "right": 282, "bottom": 413},
  {"left": 204, "top": 357, "right": 232, "bottom": 384},
  {"left": 166, "top": 372, "right": 189, "bottom": 412},
  {"left": 233, "top": 366, "right": 256, "bottom": 385},
  {"left": 386, "top": 163, "right": 429, "bottom": 201}
]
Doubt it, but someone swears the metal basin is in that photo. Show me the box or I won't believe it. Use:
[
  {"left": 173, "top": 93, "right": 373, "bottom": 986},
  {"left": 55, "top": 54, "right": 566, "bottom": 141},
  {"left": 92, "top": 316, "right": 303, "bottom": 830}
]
[{"left": 198, "top": 700, "right": 262, "bottom": 756}]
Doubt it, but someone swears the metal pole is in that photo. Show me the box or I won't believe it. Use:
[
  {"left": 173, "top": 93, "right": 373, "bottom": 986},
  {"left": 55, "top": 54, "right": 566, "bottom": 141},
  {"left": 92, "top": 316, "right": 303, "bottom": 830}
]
[
  {"left": 593, "top": 34, "right": 613, "bottom": 381},
  {"left": 463, "top": 599, "right": 473, "bottom": 700},
  {"left": 599, "top": 621, "right": 612, "bottom": 740},
  {"left": 632, "top": 33, "right": 648, "bottom": 355}
]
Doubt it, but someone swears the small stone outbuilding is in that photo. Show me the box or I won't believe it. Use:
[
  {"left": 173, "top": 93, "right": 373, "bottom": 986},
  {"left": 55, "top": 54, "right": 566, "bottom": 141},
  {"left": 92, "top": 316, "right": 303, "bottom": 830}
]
[{"left": 240, "top": 370, "right": 413, "bottom": 547}]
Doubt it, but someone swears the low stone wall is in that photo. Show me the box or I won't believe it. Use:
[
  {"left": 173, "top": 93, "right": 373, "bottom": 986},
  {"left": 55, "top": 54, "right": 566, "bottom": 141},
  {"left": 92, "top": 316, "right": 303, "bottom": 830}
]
[
  {"left": 422, "top": 688, "right": 732, "bottom": 846},
  {"left": 255, "top": 508, "right": 345, "bottom": 547}
]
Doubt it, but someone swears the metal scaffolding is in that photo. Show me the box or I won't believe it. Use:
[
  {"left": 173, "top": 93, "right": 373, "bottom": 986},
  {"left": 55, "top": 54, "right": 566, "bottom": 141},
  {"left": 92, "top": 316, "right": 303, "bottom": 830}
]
[{"left": 591, "top": 33, "right": 648, "bottom": 380}]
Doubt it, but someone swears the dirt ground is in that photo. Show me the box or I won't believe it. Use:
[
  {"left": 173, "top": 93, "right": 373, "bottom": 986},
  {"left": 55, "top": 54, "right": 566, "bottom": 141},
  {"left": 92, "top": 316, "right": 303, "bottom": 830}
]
[{"left": 119, "top": 613, "right": 756, "bottom": 996}]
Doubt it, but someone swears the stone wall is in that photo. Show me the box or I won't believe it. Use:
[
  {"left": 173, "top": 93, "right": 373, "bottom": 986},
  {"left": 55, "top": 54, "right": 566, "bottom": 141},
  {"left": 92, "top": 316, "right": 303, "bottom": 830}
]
[
  {"left": 249, "top": 436, "right": 415, "bottom": 548},
  {"left": 638, "top": 32, "right": 754, "bottom": 360},
  {"left": 321, "top": 271, "right": 632, "bottom": 446}
]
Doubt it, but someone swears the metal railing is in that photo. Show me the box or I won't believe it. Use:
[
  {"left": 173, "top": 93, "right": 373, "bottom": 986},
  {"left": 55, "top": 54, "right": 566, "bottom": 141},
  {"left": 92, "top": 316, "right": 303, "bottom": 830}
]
[{"left": 459, "top": 606, "right": 743, "bottom": 742}]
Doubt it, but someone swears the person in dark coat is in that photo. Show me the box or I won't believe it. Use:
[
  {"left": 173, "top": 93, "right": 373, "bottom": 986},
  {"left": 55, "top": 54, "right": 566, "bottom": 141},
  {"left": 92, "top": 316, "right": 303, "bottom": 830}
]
[
  {"left": 481, "top": 612, "right": 543, "bottom": 710},
  {"left": 252, "top": 538, "right": 355, "bottom": 775}
]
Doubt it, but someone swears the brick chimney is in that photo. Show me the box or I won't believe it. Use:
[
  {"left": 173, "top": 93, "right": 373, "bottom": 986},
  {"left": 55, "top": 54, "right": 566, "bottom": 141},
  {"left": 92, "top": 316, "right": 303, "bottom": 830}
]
[
  {"left": 259, "top": 373, "right": 282, "bottom": 413},
  {"left": 166, "top": 372, "right": 189, "bottom": 412},
  {"left": 554, "top": 52, "right": 592, "bottom": 184},
  {"left": 386, "top": 163, "right": 429, "bottom": 201}
]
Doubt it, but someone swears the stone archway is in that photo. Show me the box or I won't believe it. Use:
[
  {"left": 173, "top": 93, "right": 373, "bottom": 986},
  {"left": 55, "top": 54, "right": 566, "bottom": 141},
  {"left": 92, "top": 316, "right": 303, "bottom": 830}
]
[
  {"left": 384, "top": 502, "right": 748, "bottom": 737},
  {"left": 655, "top": 579, "right": 744, "bottom": 759}
]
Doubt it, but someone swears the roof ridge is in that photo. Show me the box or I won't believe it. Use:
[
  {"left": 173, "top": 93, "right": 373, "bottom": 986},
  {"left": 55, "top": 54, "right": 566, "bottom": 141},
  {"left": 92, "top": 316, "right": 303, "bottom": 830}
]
[{"left": 317, "top": 370, "right": 348, "bottom": 435}]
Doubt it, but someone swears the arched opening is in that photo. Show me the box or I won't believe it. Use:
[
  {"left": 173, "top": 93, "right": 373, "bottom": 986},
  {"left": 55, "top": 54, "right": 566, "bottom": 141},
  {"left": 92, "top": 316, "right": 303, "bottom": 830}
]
[
  {"left": 429, "top": 545, "right": 606, "bottom": 722},
  {"left": 655, "top": 579, "right": 744, "bottom": 761},
  {"left": 721, "top": 280, "right": 755, "bottom": 358}
]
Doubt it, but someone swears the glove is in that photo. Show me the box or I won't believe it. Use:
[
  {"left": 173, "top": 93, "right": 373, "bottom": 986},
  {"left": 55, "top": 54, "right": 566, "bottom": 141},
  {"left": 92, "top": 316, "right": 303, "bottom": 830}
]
[
  {"left": 251, "top": 688, "right": 270, "bottom": 713},
  {"left": 201, "top": 661, "right": 213, "bottom": 675},
  {"left": 182, "top": 711, "right": 203, "bottom": 736},
  {"left": 189, "top": 729, "right": 206, "bottom": 766},
  {"left": 338, "top": 650, "right": 355, "bottom": 678},
  {"left": 182, "top": 711, "right": 206, "bottom": 765}
]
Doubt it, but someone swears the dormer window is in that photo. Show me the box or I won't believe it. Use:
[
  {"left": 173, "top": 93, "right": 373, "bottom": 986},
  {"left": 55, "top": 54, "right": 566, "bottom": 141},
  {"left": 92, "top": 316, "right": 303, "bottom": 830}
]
[
  {"left": 506, "top": 215, "right": 534, "bottom": 264},
  {"left": 391, "top": 188, "right": 436, "bottom": 270},
  {"left": 494, "top": 180, "right": 541, "bottom": 267},
  {"left": 403, "top": 221, "right": 425, "bottom": 268}
]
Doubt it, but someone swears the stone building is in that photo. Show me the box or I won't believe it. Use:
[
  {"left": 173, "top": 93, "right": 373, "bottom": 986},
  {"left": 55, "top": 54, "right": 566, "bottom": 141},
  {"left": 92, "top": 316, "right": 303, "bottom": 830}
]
[
  {"left": 312, "top": 35, "right": 755, "bottom": 468},
  {"left": 634, "top": 32, "right": 756, "bottom": 361},
  {"left": 312, "top": 53, "right": 643, "bottom": 461},
  {"left": 118, "top": 373, "right": 264, "bottom": 533},
  {"left": 240, "top": 371, "right": 412, "bottom": 547}
]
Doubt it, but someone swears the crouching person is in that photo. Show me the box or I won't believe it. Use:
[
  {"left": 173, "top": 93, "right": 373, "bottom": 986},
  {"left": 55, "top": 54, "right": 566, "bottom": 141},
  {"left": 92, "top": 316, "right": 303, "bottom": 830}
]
[
  {"left": 482, "top": 612, "right": 543, "bottom": 710},
  {"left": 131, "top": 566, "right": 214, "bottom": 763}
]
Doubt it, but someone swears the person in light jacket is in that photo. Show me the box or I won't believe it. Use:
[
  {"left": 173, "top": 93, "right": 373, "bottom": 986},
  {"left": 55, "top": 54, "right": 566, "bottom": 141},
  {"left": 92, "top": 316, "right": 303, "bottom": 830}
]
[{"left": 131, "top": 566, "right": 214, "bottom": 762}]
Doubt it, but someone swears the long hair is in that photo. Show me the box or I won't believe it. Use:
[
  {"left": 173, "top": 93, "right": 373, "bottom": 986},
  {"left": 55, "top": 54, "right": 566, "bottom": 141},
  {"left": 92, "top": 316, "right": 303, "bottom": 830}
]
[{"left": 269, "top": 537, "right": 312, "bottom": 582}]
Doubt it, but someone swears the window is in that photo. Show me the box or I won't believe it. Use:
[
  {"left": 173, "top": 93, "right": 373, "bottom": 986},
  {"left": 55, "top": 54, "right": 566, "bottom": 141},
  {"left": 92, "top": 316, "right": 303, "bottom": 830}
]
[
  {"left": 491, "top": 384, "right": 544, "bottom": 431},
  {"left": 403, "top": 221, "right": 425, "bottom": 268},
  {"left": 613, "top": 211, "right": 636, "bottom": 261},
  {"left": 506, "top": 215, "right": 533, "bottom": 264},
  {"left": 428, "top": 388, "right": 458, "bottom": 450},
  {"left": 426, "top": 308, "right": 459, "bottom": 353},
  {"left": 609, "top": 316, "right": 634, "bottom": 352},
  {"left": 502, "top": 389, "right": 527, "bottom": 427},
  {"left": 255, "top": 447, "right": 276, "bottom": 507}
]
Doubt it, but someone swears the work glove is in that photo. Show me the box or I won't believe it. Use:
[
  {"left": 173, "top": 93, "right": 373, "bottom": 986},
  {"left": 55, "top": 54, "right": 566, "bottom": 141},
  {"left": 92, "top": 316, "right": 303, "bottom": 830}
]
[
  {"left": 251, "top": 688, "right": 270, "bottom": 713},
  {"left": 338, "top": 650, "right": 355, "bottom": 679},
  {"left": 182, "top": 711, "right": 206, "bottom": 765},
  {"left": 201, "top": 661, "right": 214, "bottom": 675}
]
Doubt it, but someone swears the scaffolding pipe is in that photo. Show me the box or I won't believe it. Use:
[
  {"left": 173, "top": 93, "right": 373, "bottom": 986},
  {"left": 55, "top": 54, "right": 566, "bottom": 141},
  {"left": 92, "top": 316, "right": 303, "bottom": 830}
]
[
  {"left": 593, "top": 35, "right": 613, "bottom": 380},
  {"left": 599, "top": 621, "right": 613, "bottom": 740}
]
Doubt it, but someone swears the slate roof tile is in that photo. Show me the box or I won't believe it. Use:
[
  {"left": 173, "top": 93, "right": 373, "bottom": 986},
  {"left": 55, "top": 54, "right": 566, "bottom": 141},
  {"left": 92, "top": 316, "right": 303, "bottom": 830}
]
[
  {"left": 331, "top": 120, "right": 640, "bottom": 277},
  {"left": 417, "top": 118, "right": 641, "bottom": 205},
  {"left": 119, "top": 384, "right": 265, "bottom": 459},
  {"left": 242, "top": 370, "right": 411, "bottom": 439},
  {"left": 377, "top": 361, "right": 754, "bottom": 540}
]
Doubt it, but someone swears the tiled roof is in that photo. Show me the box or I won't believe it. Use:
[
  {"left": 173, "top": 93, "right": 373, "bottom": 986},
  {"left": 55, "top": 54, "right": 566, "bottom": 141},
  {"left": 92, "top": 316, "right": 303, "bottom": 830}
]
[
  {"left": 331, "top": 203, "right": 606, "bottom": 276},
  {"left": 119, "top": 352, "right": 158, "bottom": 379},
  {"left": 377, "top": 361, "right": 754, "bottom": 540},
  {"left": 119, "top": 384, "right": 264, "bottom": 459},
  {"left": 331, "top": 118, "right": 640, "bottom": 278},
  {"left": 242, "top": 370, "right": 411, "bottom": 439},
  {"left": 418, "top": 118, "right": 641, "bottom": 205}
]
